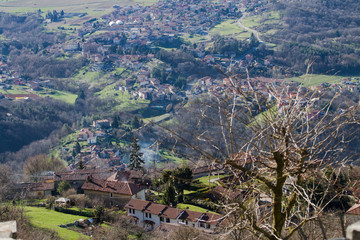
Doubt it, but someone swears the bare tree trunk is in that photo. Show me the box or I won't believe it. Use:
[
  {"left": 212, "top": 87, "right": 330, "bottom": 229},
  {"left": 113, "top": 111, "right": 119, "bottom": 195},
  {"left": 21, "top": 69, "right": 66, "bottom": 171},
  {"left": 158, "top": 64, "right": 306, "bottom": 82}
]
[
  {"left": 317, "top": 216, "right": 327, "bottom": 240},
  {"left": 339, "top": 212, "right": 346, "bottom": 238},
  {"left": 298, "top": 226, "right": 307, "bottom": 240}
]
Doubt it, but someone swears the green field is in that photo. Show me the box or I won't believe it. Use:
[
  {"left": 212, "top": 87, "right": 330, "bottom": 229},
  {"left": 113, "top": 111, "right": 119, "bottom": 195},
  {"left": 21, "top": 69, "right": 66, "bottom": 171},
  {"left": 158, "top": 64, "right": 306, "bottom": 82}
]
[
  {"left": 0, "top": 86, "right": 29, "bottom": 94},
  {"left": 241, "top": 11, "right": 280, "bottom": 30},
  {"left": 196, "top": 174, "right": 227, "bottom": 187},
  {"left": 95, "top": 83, "right": 150, "bottom": 112},
  {"left": 177, "top": 203, "right": 217, "bottom": 214},
  {"left": 286, "top": 74, "right": 349, "bottom": 86},
  {"left": 0, "top": 85, "right": 77, "bottom": 104},
  {"left": 0, "top": 0, "right": 158, "bottom": 14},
  {"left": 25, "top": 207, "right": 89, "bottom": 240},
  {"left": 210, "top": 20, "right": 251, "bottom": 40},
  {"left": 37, "top": 88, "right": 78, "bottom": 104},
  {"left": 239, "top": 11, "right": 281, "bottom": 44},
  {"left": 158, "top": 150, "right": 188, "bottom": 164},
  {"left": 0, "top": 0, "right": 158, "bottom": 34}
]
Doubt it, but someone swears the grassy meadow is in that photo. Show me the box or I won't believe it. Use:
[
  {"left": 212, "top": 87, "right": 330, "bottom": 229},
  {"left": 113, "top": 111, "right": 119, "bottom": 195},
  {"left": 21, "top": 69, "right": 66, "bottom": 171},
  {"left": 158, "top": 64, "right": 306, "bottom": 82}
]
[
  {"left": 286, "top": 74, "right": 351, "bottom": 86},
  {"left": 0, "top": 0, "right": 158, "bottom": 34},
  {"left": 25, "top": 207, "right": 89, "bottom": 240},
  {"left": 209, "top": 19, "right": 251, "bottom": 40}
]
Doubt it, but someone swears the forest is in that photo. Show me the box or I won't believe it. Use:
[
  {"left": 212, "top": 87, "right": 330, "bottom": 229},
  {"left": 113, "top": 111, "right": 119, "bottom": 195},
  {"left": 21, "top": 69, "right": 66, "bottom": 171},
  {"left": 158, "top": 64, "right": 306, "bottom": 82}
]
[{"left": 269, "top": 0, "right": 360, "bottom": 75}]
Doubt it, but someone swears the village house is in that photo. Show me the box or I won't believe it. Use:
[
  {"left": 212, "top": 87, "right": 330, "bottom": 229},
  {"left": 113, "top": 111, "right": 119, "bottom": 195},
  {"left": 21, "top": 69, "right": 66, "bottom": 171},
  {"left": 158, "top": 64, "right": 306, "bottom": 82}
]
[
  {"left": 54, "top": 168, "right": 117, "bottom": 193},
  {"left": 81, "top": 176, "right": 145, "bottom": 208},
  {"left": 14, "top": 182, "right": 54, "bottom": 199},
  {"left": 93, "top": 119, "right": 111, "bottom": 129},
  {"left": 125, "top": 198, "right": 224, "bottom": 231},
  {"left": 78, "top": 128, "right": 94, "bottom": 141}
]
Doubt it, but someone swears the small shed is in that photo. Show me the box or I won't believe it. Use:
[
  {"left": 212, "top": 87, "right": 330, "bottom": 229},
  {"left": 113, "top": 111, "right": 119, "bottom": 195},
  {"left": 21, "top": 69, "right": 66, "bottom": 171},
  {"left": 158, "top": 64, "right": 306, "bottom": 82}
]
[{"left": 55, "top": 197, "right": 70, "bottom": 206}]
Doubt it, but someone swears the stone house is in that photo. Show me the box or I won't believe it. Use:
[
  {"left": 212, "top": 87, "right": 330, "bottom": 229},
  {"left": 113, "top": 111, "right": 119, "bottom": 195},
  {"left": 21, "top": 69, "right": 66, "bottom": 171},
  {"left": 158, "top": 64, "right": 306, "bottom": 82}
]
[{"left": 81, "top": 176, "right": 144, "bottom": 208}]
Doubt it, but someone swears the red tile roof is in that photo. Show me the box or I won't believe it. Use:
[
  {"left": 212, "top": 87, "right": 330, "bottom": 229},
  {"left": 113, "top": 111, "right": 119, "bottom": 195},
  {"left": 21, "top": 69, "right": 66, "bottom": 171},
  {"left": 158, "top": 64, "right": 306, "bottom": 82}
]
[
  {"left": 54, "top": 168, "right": 116, "bottom": 182},
  {"left": 82, "top": 177, "right": 142, "bottom": 196},
  {"left": 125, "top": 198, "right": 152, "bottom": 211},
  {"left": 347, "top": 203, "right": 360, "bottom": 215},
  {"left": 160, "top": 207, "right": 184, "bottom": 219},
  {"left": 178, "top": 210, "right": 203, "bottom": 222},
  {"left": 125, "top": 199, "right": 224, "bottom": 225}
]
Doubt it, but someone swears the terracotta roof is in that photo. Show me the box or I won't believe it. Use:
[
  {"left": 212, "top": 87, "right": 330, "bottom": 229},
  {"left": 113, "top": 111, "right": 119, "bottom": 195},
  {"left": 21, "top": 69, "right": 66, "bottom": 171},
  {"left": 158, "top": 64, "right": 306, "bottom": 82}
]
[
  {"left": 82, "top": 177, "right": 142, "bottom": 196},
  {"left": 347, "top": 203, "right": 360, "bottom": 215},
  {"left": 125, "top": 199, "right": 224, "bottom": 226},
  {"left": 54, "top": 168, "right": 116, "bottom": 182},
  {"left": 15, "top": 182, "right": 54, "bottom": 192},
  {"left": 200, "top": 212, "right": 223, "bottom": 225},
  {"left": 125, "top": 198, "right": 152, "bottom": 211},
  {"left": 144, "top": 202, "right": 167, "bottom": 215},
  {"left": 160, "top": 207, "right": 184, "bottom": 219},
  {"left": 178, "top": 210, "right": 203, "bottom": 222},
  {"left": 107, "top": 170, "right": 143, "bottom": 182},
  {"left": 32, "top": 182, "right": 54, "bottom": 191}
]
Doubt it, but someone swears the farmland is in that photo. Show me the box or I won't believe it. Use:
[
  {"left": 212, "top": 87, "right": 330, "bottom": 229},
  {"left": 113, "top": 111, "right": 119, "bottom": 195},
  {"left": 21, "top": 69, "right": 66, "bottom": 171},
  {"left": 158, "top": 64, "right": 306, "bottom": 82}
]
[{"left": 0, "top": 0, "right": 158, "bottom": 32}]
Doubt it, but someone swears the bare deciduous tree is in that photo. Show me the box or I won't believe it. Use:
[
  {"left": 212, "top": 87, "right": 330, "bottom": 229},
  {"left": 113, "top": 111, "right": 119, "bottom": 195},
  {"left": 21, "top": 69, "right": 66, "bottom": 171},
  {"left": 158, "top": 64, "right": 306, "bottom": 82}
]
[{"left": 161, "top": 73, "right": 360, "bottom": 239}]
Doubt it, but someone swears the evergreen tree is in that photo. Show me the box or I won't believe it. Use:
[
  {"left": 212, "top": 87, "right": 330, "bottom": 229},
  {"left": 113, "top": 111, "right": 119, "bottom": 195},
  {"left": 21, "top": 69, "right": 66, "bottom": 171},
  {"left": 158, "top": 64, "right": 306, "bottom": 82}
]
[
  {"left": 57, "top": 180, "right": 71, "bottom": 195},
  {"left": 132, "top": 116, "right": 140, "bottom": 129},
  {"left": 112, "top": 116, "right": 119, "bottom": 128},
  {"left": 129, "top": 136, "right": 144, "bottom": 170},
  {"left": 78, "top": 159, "right": 84, "bottom": 169},
  {"left": 75, "top": 142, "right": 81, "bottom": 154},
  {"left": 162, "top": 181, "right": 176, "bottom": 206}
]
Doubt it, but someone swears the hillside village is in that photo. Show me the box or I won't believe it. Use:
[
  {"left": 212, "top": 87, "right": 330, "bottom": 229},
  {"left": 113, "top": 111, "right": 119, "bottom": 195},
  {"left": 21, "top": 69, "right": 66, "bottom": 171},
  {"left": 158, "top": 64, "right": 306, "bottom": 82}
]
[{"left": 2, "top": 0, "right": 360, "bottom": 239}]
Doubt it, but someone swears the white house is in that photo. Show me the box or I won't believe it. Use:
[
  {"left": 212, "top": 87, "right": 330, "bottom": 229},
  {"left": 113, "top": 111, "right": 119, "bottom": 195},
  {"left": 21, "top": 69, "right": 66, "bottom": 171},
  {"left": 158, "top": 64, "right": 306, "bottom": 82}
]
[{"left": 125, "top": 199, "right": 224, "bottom": 231}]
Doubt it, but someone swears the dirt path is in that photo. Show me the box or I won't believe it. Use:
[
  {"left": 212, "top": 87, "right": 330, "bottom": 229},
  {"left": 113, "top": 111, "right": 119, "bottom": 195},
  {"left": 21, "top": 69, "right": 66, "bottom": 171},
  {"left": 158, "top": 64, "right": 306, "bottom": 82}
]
[{"left": 237, "top": 11, "right": 263, "bottom": 43}]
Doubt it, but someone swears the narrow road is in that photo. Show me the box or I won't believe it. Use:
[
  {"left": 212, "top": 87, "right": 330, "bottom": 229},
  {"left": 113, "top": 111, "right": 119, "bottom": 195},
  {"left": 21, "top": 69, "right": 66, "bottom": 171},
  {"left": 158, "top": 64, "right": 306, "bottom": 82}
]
[{"left": 237, "top": 11, "right": 263, "bottom": 43}]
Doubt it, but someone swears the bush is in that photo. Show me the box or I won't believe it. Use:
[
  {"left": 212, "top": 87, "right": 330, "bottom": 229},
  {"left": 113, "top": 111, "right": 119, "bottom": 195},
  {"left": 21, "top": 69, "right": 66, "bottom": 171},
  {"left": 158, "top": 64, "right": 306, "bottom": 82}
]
[
  {"left": 54, "top": 207, "right": 94, "bottom": 217},
  {"left": 57, "top": 180, "right": 71, "bottom": 195},
  {"left": 67, "top": 194, "right": 92, "bottom": 209},
  {"left": 62, "top": 188, "right": 76, "bottom": 198}
]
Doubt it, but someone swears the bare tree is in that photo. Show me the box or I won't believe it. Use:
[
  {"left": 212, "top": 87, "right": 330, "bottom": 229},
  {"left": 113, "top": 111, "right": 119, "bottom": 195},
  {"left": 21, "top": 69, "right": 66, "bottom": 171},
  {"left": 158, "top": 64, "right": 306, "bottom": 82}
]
[
  {"left": 160, "top": 73, "right": 360, "bottom": 239},
  {"left": 0, "top": 164, "right": 13, "bottom": 201},
  {"left": 23, "top": 154, "right": 65, "bottom": 181}
]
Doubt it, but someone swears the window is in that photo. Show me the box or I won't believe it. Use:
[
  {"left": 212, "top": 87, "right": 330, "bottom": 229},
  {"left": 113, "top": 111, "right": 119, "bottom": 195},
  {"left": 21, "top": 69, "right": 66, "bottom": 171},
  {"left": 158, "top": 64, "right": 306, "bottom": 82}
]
[
  {"left": 129, "top": 209, "right": 132, "bottom": 214},
  {"left": 166, "top": 218, "right": 170, "bottom": 223},
  {"left": 149, "top": 213, "right": 152, "bottom": 218},
  {"left": 200, "top": 222, "right": 205, "bottom": 228},
  {"left": 145, "top": 213, "right": 148, "bottom": 217},
  {"left": 160, "top": 217, "right": 164, "bottom": 222},
  {"left": 110, "top": 193, "right": 113, "bottom": 198},
  {"left": 186, "top": 221, "right": 188, "bottom": 225},
  {"left": 133, "top": 209, "right": 135, "bottom": 214}
]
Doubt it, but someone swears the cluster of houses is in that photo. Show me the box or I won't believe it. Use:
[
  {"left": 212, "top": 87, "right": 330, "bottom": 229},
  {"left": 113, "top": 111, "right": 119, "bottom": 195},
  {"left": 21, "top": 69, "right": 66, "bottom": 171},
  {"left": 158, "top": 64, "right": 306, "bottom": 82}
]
[
  {"left": 12, "top": 163, "right": 232, "bottom": 233},
  {"left": 125, "top": 198, "right": 224, "bottom": 231},
  {"left": 15, "top": 168, "right": 147, "bottom": 207}
]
